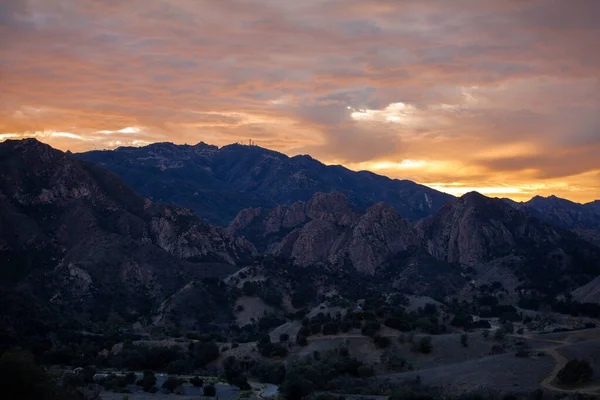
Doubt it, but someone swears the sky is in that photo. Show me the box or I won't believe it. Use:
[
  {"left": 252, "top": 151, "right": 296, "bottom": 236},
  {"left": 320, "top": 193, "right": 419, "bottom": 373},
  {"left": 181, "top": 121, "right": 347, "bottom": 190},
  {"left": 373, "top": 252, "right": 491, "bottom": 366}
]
[{"left": 1, "top": 0, "right": 599, "bottom": 203}]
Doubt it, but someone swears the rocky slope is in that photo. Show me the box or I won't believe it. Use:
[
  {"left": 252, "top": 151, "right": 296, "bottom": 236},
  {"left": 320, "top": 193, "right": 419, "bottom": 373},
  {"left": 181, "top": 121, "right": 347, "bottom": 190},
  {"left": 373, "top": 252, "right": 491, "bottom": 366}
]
[
  {"left": 502, "top": 195, "right": 600, "bottom": 246},
  {"left": 572, "top": 276, "right": 600, "bottom": 304},
  {"left": 0, "top": 139, "right": 255, "bottom": 322},
  {"left": 76, "top": 142, "right": 454, "bottom": 225},
  {"left": 229, "top": 192, "right": 421, "bottom": 274},
  {"left": 416, "top": 192, "right": 600, "bottom": 293}
]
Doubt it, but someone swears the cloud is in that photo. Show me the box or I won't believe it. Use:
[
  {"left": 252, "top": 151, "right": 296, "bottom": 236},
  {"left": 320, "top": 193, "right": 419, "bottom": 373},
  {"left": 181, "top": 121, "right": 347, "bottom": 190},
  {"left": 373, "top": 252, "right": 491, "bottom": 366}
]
[{"left": 0, "top": 0, "right": 599, "bottom": 201}]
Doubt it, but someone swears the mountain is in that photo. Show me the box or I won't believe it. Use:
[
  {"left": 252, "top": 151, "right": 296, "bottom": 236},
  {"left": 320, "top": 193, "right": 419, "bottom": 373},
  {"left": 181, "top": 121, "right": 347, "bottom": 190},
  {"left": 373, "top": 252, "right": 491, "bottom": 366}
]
[
  {"left": 502, "top": 195, "right": 600, "bottom": 246},
  {"left": 0, "top": 139, "right": 255, "bottom": 326},
  {"left": 228, "top": 192, "right": 422, "bottom": 274},
  {"left": 417, "top": 192, "right": 600, "bottom": 294},
  {"left": 76, "top": 142, "right": 454, "bottom": 226}
]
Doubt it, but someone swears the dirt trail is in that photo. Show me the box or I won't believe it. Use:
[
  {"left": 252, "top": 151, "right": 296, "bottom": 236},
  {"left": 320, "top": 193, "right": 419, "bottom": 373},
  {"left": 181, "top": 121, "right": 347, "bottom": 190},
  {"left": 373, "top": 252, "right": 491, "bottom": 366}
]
[
  {"left": 508, "top": 332, "right": 600, "bottom": 397},
  {"left": 508, "top": 333, "right": 569, "bottom": 345}
]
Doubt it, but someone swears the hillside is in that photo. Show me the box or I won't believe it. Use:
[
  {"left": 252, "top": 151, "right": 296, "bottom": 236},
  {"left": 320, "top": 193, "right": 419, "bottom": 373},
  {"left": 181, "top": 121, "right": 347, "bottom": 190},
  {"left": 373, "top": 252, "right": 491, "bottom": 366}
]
[
  {"left": 0, "top": 139, "right": 255, "bottom": 332},
  {"left": 76, "top": 142, "right": 454, "bottom": 225}
]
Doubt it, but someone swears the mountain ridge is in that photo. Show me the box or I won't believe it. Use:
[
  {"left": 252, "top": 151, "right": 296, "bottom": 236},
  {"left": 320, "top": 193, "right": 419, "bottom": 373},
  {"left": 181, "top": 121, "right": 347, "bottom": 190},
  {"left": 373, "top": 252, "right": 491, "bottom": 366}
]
[
  {"left": 501, "top": 194, "right": 600, "bottom": 246},
  {"left": 75, "top": 141, "right": 455, "bottom": 225}
]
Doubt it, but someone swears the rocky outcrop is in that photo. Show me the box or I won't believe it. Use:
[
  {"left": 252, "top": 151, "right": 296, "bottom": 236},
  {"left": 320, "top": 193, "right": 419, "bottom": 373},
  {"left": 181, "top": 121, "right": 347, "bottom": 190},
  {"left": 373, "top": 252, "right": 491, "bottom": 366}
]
[
  {"left": 416, "top": 191, "right": 600, "bottom": 294},
  {"left": 415, "top": 192, "right": 561, "bottom": 266},
  {"left": 231, "top": 192, "right": 420, "bottom": 274},
  {"left": 0, "top": 139, "right": 255, "bottom": 317}
]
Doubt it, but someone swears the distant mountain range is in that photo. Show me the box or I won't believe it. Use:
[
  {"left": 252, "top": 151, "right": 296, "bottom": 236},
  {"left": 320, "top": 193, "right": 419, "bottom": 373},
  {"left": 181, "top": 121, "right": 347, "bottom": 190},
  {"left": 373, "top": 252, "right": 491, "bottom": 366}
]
[
  {"left": 76, "top": 142, "right": 454, "bottom": 226},
  {"left": 502, "top": 195, "right": 600, "bottom": 246}
]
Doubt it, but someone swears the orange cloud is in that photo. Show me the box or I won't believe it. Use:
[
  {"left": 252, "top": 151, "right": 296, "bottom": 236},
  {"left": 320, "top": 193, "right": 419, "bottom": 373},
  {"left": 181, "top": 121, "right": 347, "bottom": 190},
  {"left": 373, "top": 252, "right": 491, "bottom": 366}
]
[{"left": 1, "top": 0, "right": 599, "bottom": 202}]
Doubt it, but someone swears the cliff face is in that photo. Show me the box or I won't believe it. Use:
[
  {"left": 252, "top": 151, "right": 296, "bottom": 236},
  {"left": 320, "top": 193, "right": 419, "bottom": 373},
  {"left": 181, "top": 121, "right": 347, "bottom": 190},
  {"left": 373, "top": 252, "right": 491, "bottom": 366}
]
[
  {"left": 415, "top": 192, "right": 600, "bottom": 293},
  {"left": 229, "top": 192, "right": 420, "bottom": 274},
  {"left": 0, "top": 139, "right": 255, "bottom": 317},
  {"left": 415, "top": 192, "right": 562, "bottom": 266}
]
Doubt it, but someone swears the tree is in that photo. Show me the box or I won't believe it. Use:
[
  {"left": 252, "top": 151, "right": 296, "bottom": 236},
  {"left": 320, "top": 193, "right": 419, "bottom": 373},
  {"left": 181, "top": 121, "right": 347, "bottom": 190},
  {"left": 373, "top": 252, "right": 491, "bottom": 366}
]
[
  {"left": 361, "top": 321, "right": 381, "bottom": 337},
  {"left": 280, "top": 375, "right": 314, "bottom": 400},
  {"left": 190, "top": 376, "right": 204, "bottom": 387},
  {"left": 494, "top": 328, "right": 506, "bottom": 341},
  {"left": 194, "top": 341, "right": 219, "bottom": 367},
  {"left": 373, "top": 335, "right": 391, "bottom": 348},
  {"left": 140, "top": 370, "right": 156, "bottom": 392},
  {"left": 557, "top": 359, "right": 593, "bottom": 385},
  {"left": 203, "top": 384, "right": 217, "bottom": 396},
  {"left": 461, "top": 333, "right": 469, "bottom": 347},
  {"left": 416, "top": 337, "right": 432, "bottom": 354},
  {"left": 0, "top": 349, "right": 54, "bottom": 400},
  {"left": 125, "top": 371, "right": 136, "bottom": 385},
  {"left": 162, "top": 377, "right": 183, "bottom": 393}
]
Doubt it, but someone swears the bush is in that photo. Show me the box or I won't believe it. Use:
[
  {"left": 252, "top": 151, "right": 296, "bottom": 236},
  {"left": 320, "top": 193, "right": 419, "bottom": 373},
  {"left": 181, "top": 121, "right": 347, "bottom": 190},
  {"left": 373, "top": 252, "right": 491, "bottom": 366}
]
[
  {"left": 125, "top": 371, "right": 136, "bottom": 385},
  {"left": 322, "top": 322, "right": 340, "bottom": 335},
  {"left": 361, "top": 321, "right": 381, "bottom": 337},
  {"left": 280, "top": 375, "right": 314, "bottom": 400},
  {"left": 203, "top": 384, "right": 217, "bottom": 396},
  {"left": 385, "top": 316, "right": 412, "bottom": 332},
  {"left": 167, "top": 359, "right": 193, "bottom": 375},
  {"left": 357, "top": 365, "right": 374, "bottom": 377},
  {"left": 194, "top": 341, "right": 220, "bottom": 367},
  {"left": 190, "top": 376, "right": 204, "bottom": 387},
  {"left": 557, "top": 359, "right": 593, "bottom": 385},
  {"left": 373, "top": 335, "right": 391, "bottom": 348},
  {"left": 162, "top": 377, "right": 183, "bottom": 393},
  {"left": 296, "top": 334, "right": 308, "bottom": 346},
  {"left": 494, "top": 328, "right": 506, "bottom": 341},
  {"left": 416, "top": 337, "right": 432, "bottom": 354}
]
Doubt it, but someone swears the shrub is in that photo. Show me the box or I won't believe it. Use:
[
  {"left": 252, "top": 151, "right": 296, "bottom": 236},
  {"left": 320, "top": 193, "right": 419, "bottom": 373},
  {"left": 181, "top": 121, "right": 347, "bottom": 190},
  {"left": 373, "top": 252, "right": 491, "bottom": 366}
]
[
  {"left": 322, "top": 322, "right": 340, "bottom": 335},
  {"left": 296, "top": 334, "right": 308, "bottom": 346},
  {"left": 203, "top": 384, "right": 217, "bottom": 396},
  {"left": 373, "top": 335, "right": 391, "bottom": 348},
  {"left": 162, "top": 377, "right": 183, "bottom": 393},
  {"left": 194, "top": 341, "right": 220, "bottom": 367},
  {"left": 361, "top": 321, "right": 381, "bottom": 337},
  {"left": 125, "top": 372, "right": 136, "bottom": 384},
  {"left": 494, "top": 328, "right": 506, "bottom": 341},
  {"left": 357, "top": 365, "right": 374, "bottom": 377},
  {"left": 557, "top": 359, "right": 593, "bottom": 385},
  {"left": 190, "top": 376, "right": 204, "bottom": 387},
  {"left": 416, "top": 337, "right": 432, "bottom": 354}
]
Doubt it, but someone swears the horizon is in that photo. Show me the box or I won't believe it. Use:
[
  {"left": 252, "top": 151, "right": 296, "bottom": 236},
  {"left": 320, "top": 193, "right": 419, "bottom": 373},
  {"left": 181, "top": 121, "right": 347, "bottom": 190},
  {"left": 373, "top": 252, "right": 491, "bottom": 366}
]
[
  {"left": 1, "top": 1, "right": 599, "bottom": 203},
  {"left": 6, "top": 136, "right": 597, "bottom": 205}
]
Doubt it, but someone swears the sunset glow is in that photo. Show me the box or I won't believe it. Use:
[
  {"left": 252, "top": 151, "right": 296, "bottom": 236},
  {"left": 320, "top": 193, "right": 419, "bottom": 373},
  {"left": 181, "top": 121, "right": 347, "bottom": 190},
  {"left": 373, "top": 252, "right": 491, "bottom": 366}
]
[{"left": 1, "top": 0, "right": 599, "bottom": 203}]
